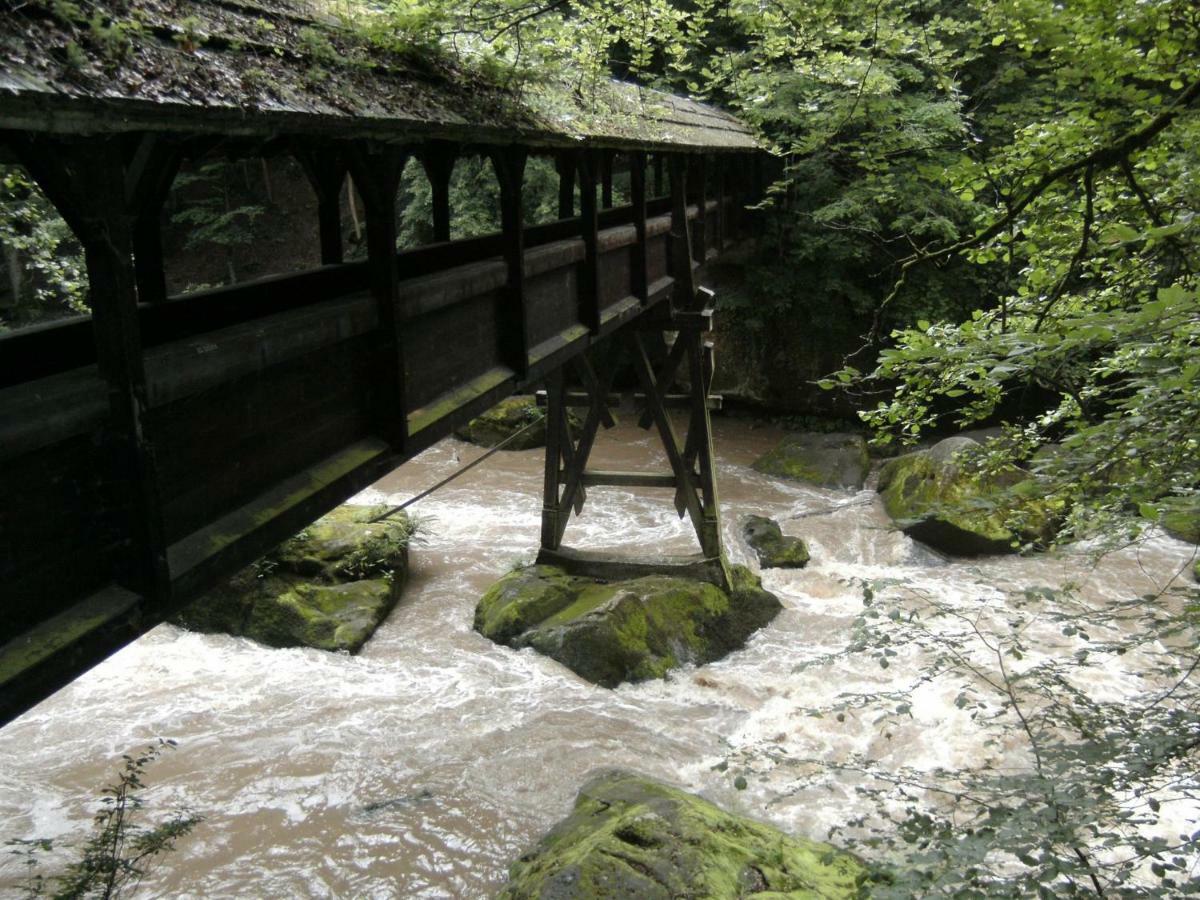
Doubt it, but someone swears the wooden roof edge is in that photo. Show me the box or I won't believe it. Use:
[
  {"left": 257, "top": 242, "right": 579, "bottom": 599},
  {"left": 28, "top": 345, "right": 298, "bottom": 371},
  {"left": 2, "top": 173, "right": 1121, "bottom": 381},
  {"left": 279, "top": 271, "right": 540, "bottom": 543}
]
[
  {"left": 0, "top": 2, "right": 763, "bottom": 154},
  {"left": 0, "top": 91, "right": 762, "bottom": 154}
]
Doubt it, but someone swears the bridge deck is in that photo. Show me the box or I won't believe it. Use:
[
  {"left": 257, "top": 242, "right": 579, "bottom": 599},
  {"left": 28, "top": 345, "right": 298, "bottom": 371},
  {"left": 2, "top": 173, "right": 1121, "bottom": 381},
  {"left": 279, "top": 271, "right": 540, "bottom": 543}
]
[{"left": 0, "top": 0, "right": 762, "bottom": 724}]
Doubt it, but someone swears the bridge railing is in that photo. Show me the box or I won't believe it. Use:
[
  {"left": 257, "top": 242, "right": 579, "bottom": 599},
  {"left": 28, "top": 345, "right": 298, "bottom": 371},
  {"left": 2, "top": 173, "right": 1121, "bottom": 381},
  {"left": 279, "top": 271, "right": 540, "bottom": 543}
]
[{"left": 0, "top": 139, "right": 756, "bottom": 723}]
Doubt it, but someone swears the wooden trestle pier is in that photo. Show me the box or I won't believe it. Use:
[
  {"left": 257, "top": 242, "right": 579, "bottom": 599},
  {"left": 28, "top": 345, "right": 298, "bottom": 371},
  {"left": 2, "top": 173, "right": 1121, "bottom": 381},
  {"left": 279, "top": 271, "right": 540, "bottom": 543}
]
[{"left": 0, "top": 0, "right": 762, "bottom": 724}]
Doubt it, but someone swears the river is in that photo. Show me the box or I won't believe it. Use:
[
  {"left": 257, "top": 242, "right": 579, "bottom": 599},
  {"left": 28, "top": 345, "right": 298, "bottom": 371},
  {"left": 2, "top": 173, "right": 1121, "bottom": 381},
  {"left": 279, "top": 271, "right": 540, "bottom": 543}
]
[{"left": 1, "top": 415, "right": 1196, "bottom": 897}]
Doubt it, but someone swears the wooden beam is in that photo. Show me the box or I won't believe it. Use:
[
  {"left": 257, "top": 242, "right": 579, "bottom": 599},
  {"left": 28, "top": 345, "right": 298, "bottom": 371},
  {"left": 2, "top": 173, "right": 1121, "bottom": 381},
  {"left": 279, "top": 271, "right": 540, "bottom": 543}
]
[
  {"left": 691, "top": 154, "right": 708, "bottom": 265},
  {"left": 600, "top": 149, "right": 614, "bottom": 209},
  {"left": 555, "top": 151, "right": 576, "bottom": 220},
  {"left": 577, "top": 150, "right": 602, "bottom": 333},
  {"left": 491, "top": 145, "right": 531, "bottom": 375},
  {"left": 575, "top": 471, "right": 681, "bottom": 489},
  {"left": 295, "top": 144, "right": 347, "bottom": 265},
  {"left": 668, "top": 154, "right": 697, "bottom": 307},
  {"left": 629, "top": 150, "right": 649, "bottom": 305},
  {"left": 541, "top": 368, "right": 566, "bottom": 550},
  {"left": 419, "top": 141, "right": 457, "bottom": 244},
  {"left": 346, "top": 143, "right": 409, "bottom": 449},
  {"left": 18, "top": 136, "right": 171, "bottom": 599},
  {"left": 125, "top": 135, "right": 180, "bottom": 304}
]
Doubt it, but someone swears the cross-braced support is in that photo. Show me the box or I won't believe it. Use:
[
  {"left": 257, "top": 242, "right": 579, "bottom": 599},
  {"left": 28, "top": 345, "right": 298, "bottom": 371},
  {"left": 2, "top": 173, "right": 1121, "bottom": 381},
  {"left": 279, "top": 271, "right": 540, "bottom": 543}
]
[{"left": 538, "top": 285, "right": 724, "bottom": 564}]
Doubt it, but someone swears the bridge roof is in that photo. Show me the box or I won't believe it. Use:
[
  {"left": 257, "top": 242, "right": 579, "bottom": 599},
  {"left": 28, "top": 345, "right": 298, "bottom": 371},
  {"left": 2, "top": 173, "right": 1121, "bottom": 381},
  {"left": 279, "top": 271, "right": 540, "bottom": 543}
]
[{"left": 0, "top": 0, "right": 758, "bottom": 153}]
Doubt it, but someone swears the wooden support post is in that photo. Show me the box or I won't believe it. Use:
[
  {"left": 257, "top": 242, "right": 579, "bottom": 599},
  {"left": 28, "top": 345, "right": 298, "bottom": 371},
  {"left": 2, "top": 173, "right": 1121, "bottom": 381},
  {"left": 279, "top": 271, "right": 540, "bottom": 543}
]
[
  {"left": 653, "top": 153, "right": 665, "bottom": 198},
  {"left": 630, "top": 151, "right": 649, "bottom": 305},
  {"left": 492, "top": 146, "right": 531, "bottom": 375},
  {"left": 346, "top": 144, "right": 410, "bottom": 449},
  {"left": 684, "top": 321, "right": 722, "bottom": 559},
  {"left": 296, "top": 145, "right": 347, "bottom": 265},
  {"left": 600, "top": 150, "right": 614, "bottom": 209},
  {"left": 418, "top": 141, "right": 457, "bottom": 244},
  {"left": 18, "top": 137, "right": 170, "bottom": 598},
  {"left": 125, "top": 136, "right": 180, "bottom": 304},
  {"left": 713, "top": 155, "right": 726, "bottom": 252},
  {"left": 668, "top": 154, "right": 696, "bottom": 307},
  {"left": 691, "top": 154, "right": 708, "bottom": 265},
  {"left": 541, "top": 368, "right": 566, "bottom": 550},
  {"left": 578, "top": 150, "right": 602, "bottom": 333},
  {"left": 555, "top": 152, "right": 576, "bottom": 220}
]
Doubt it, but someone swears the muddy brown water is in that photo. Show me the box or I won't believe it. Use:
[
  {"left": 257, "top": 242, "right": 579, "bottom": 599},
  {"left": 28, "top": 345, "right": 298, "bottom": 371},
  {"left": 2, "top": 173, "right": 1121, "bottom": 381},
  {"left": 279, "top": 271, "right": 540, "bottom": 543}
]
[{"left": 1, "top": 416, "right": 1196, "bottom": 897}]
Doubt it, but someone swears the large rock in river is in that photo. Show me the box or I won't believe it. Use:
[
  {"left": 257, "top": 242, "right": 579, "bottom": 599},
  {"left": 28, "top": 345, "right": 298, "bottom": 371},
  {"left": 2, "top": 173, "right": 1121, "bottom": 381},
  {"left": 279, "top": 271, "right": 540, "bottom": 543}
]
[
  {"left": 752, "top": 432, "right": 870, "bottom": 490},
  {"left": 454, "top": 396, "right": 556, "bottom": 450},
  {"left": 1157, "top": 496, "right": 1200, "bottom": 544},
  {"left": 498, "top": 770, "right": 871, "bottom": 899},
  {"left": 173, "top": 505, "right": 414, "bottom": 653},
  {"left": 877, "top": 436, "right": 1056, "bottom": 555},
  {"left": 742, "top": 515, "right": 809, "bottom": 569},
  {"left": 474, "top": 565, "right": 781, "bottom": 688}
]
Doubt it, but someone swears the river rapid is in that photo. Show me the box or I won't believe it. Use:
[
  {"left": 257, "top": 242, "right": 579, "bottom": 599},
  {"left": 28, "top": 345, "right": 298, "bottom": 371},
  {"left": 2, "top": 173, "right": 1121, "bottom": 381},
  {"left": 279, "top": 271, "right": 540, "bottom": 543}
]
[{"left": 1, "top": 416, "right": 1196, "bottom": 897}]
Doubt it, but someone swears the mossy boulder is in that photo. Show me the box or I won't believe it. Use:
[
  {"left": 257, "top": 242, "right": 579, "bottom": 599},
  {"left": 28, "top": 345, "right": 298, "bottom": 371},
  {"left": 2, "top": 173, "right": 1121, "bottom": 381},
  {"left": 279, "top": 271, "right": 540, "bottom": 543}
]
[
  {"left": 173, "top": 506, "right": 413, "bottom": 653},
  {"left": 877, "top": 436, "right": 1056, "bottom": 555},
  {"left": 474, "top": 565, "right": 781, "bottom": 688},
  {"left": 742, "top": 515, "right": 809, "bottom": 569},
  {"left": 454, "top": 396, "right": 579, "bottom": 450},
  {"left": 498, "top": 770, "right": 871, "bottom": 899},
  {"left": 1158, "top": 496, "right": 1200, "bottom": 544},
  {"left": 752, "top": 433, "right": 870, "bottom": 490}
]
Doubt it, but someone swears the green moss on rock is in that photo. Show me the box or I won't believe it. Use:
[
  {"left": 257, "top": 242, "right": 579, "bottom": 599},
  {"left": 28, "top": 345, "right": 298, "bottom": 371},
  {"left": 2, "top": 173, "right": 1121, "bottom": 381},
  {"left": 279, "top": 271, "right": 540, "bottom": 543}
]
[
  {"left": 1159, "top": 496, "right": 1200, "bottom": 544},
  {"left": 173, "top": 505, "right": 413, "bottom": 653},
  {"left": 475, "top": 565, "right": 781, "bottom": 688},
  {"left": 454, "top": 396, "right": 583, "bottom": 450},
  {"left": 877, "top": 437, "right": 1057, "bottom": 555},
  {"left": 498, "top": 770, "right": 871, "bottom": 899},
  {"left": 742, "top": 515, "right": 810, "bottom": 569},
  {"left": 752, "top": 433, "right": 870, "bottom": 490}
]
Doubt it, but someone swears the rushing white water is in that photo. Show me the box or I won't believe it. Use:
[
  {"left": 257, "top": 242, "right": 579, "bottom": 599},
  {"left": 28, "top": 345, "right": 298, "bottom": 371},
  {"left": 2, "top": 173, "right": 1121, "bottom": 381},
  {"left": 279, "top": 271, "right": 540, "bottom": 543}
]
[{"left": 1, "top": 417, "right": 1196, "bottom": 897}]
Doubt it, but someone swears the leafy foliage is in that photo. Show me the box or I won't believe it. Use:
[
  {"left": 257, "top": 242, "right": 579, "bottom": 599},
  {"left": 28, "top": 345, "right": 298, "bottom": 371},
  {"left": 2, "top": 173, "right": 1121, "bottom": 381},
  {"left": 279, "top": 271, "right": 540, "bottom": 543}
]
[
  {"left": 7, "top": 740, "right": 200, "bottom": 899},
  {"left": 0, "top": 166, "right": 87, "bottom": 331}
]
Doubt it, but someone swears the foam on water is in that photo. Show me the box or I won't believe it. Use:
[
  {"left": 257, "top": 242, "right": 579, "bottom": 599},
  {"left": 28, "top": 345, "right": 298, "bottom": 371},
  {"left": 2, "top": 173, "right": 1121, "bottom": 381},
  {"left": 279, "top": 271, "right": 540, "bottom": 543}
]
[{"left": 0, "top": 418, "right": 1196, "bottom": 896}]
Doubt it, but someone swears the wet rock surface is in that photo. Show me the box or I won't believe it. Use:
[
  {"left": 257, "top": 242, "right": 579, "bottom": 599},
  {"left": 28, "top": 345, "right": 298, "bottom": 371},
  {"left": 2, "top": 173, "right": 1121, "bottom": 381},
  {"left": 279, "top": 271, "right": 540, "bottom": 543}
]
[
  {"left": 742, "top": 515, "right": 810, "bottom": 569},
  {"left": 454, "top": 396, "right": 553, "bottom": 450},
  {"left": 752, "top": 432, "right": 870, "bottom": 490},
  {"left": 498, "top": 770, "right": 870, "bottom": 899},
  {"left": 173, "top": 505, "right": 413, "bottom": 653},
  {"left": 877, "top": 436, "right": 1056, "bottom": 555},
  {"left": 474, "top": 564, "right": 781, "bottom": 688}
]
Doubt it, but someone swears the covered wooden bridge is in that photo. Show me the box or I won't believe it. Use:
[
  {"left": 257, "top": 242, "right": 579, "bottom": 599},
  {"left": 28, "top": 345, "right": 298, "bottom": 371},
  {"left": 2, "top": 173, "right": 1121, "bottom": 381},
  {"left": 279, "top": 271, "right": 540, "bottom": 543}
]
[{"left": 0, "top": 0, "right": 762, "bottom": 723}]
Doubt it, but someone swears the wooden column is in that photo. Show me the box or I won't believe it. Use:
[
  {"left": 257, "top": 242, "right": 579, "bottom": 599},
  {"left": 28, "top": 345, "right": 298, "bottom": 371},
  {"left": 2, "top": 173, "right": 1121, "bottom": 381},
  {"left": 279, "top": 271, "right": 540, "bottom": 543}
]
[
  {"left": 668, "top": 154, "right": 696, "bottom": 307},
  {"left": 600, "top": 150, "right": 614, "bottom": 209},
  {"left": 713, "top": 155, "right": 726, "bottom": 251},
  {"left": 125, "top": 136, "right": 180, "bottom": 304},
  {"left": 629, "top": 150, "right": 649, "bottom": 304},
  {"left": 653, "top": 153, "right": 665, "bottom": 197},
  {"left": 555, "top": 152, "right": 576, "bottom": 220},
  {"left": 297, "top": 145, "right": 347, "bottom": 265},
  {"left": 578, "top": 149, "right": 602, "bottom": 332},
  {"left": 347, "top": 144, "right": 409, "bottom": 449},
  {"left": 691, "top": 154, "right": 708, "bottom": 265},
  {"left": 419, "top": 141, "right": 457, "bottom": 244},
  {"left": 541, "top": 368, "right": 566, "bottom": 550},
  {"left": 19, "top": 136, "right": 170, "bottom": 599},
  {"left": 492, "top": 146, "right": 531, "bottom": 374}
]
